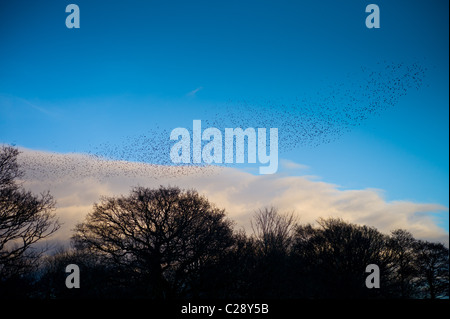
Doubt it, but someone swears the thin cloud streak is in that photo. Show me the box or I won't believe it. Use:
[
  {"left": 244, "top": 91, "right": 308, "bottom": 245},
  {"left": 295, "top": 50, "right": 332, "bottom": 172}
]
[
  {"left": 0, "top": 94, "right": 56, "bottom": 117},
  {"left": 186, "top": 86, "right": 203, "bottom": 97}
]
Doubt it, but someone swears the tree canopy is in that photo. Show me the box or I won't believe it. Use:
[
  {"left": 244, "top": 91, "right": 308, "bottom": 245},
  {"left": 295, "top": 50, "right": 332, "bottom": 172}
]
[{"left": 72, "top": 186, "right": 234, "bottom": 298}]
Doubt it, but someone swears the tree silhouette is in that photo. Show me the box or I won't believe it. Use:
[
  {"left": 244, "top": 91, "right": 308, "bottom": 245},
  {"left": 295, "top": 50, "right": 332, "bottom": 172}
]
[
  {"left": 414, "top": 240, "right": 449, "bottom": 299},
  {"left": 72, "top": 186, "right": 234, "bottom": 298},
  {"left": 0, "top": 146, "right": 59, "bottom": 296},
  {"left": 248, "top": 207, "right": 297, "bottom": 298},
  {"left": 386, "top": 229, "right": 418, "bottom": 298},
  {"left": 251, "top": 206, "right": 297, "bottom": 257},
  {"left": 37, "top": 247, "right": 124, "bottom": 299},
  {"left": 292, "top": 218, "right": 390, "bottom": 298}
]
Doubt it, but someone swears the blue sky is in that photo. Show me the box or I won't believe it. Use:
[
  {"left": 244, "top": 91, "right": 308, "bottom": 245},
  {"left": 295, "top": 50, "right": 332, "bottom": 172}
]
[{"left": 0, "top": 1, "right": 448, "bottom": 229}]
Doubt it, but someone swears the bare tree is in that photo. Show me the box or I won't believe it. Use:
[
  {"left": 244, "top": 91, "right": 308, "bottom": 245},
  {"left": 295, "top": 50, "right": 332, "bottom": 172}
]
[
  {"left": 0, "top": 146, "right": 59, "bottom": 282},
  {"left": 251, "top": 206, "right": 297, "bottom": 256},
  {"left": 72, "top": 186, "right": 234, "bottom": 298},
  {"left": 0, "top": 146, "right": 21, "bottom": 187},
  {"left": 387, "top": 229, "right": 418, "bottom": 298},
  {"left": 248, "top": 207, "right": 298, "bottom": 298}
]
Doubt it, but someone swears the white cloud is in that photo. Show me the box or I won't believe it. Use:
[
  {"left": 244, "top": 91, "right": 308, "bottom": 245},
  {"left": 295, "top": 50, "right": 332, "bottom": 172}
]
[
  {"left": 280, "top": 159, "right": 309, "bottom": 170},
  {"left": 16, "top": 147, "right": 449, "bottom": 246}
]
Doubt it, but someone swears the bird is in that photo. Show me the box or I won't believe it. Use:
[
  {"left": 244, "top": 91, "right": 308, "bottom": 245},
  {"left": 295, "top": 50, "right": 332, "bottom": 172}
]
[{"left": 18, "top": 61, "right": 426, "bottom": 182}]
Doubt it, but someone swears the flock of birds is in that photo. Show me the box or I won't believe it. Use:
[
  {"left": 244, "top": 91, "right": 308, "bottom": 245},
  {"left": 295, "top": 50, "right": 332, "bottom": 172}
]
[
  {"left": 204, "top": 61, "right": 426, "bottom": 153},
  {"left": 19, "top": 61, "right": 426, "bottom": 182},
  {"left": 18, "top": 149, "right": 220, "bottom": 184}
]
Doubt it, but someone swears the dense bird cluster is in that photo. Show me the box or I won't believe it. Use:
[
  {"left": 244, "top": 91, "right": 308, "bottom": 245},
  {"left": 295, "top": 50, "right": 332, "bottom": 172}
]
[
  {"left": 18, "top": 61, "right": 426, "bottom": 181},
  {"left": 18, "top": 149, "right": 219, "bottom": 184},
  {"left": 205, "top": 61, "right": 426, "bottom": 152}
]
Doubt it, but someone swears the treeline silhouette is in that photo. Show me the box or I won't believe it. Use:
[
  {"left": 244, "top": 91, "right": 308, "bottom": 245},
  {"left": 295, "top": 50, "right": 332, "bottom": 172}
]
[{"left": 0, "top": 146, "right": 448, "bottom": 299}]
